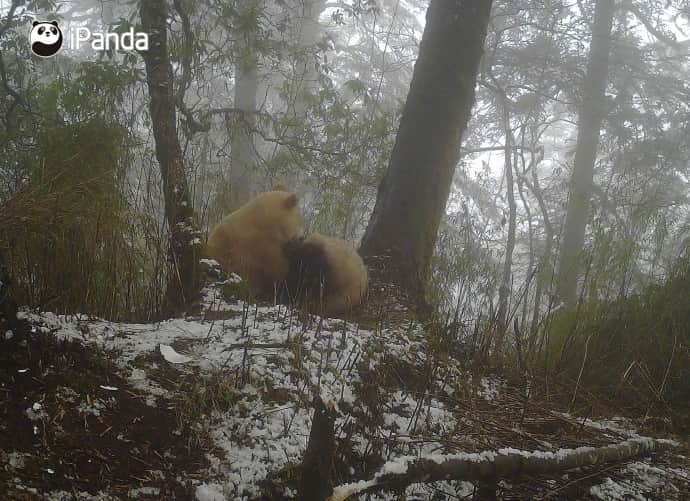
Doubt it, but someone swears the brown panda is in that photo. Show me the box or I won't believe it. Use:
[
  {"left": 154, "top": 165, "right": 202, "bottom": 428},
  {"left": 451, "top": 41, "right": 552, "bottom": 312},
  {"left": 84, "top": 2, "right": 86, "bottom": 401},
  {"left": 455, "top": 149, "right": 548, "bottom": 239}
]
[
  {"left": 283, "top": 233, "right": 368, "bottom": 316},
  {"left": 206, "top": 185, "right": 303, "bottom": 294}
]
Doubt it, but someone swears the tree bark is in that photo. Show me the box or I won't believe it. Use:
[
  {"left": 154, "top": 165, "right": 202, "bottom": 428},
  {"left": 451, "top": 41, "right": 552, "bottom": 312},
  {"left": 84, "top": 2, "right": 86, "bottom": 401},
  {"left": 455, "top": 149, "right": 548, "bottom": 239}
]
[
  {"left": 299, "top": 397, "right": 337, "bottom": 501},
  {"left": 487, "top": 79, "right": 517, "bottom": 350},
  {"left": 276, "top": 0, "right": 326, "bottom": 190},
  {"left": 329, "top": 436, "right": 677, "bottom": 500},
  {"left": 229, "top": 0, "right": 262, "bottom": 208},
  {"left": 557, "top": 0, "right": 615, "bottom": 305},
  {"left": 286, "top": 0, "right": 325, "bottom": 121},
  {"left": 359, "top": 0, "right": 493, "bottom": 303},
  {"left": 0, "top": 253, "right": 21, "bottom": 335},
  {"left": 141, "top": 0, "right": 201, "bottom": 315},
  {"left": 523, "top": 148, "right": 552, "bottom": 345}
]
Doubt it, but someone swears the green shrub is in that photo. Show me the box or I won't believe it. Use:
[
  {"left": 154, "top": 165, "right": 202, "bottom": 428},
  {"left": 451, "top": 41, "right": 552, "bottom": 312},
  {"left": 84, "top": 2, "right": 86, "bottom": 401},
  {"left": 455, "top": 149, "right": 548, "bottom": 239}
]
[{"left": 547, "top": 253, "right": 690, "bottom": 408}]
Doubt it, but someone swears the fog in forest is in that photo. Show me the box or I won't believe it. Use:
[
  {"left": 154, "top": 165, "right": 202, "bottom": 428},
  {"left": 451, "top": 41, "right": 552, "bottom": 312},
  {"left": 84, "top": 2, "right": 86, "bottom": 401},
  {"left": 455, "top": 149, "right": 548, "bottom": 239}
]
[{"left": 1, "top": 1, "right": 689, "bottom": 499}]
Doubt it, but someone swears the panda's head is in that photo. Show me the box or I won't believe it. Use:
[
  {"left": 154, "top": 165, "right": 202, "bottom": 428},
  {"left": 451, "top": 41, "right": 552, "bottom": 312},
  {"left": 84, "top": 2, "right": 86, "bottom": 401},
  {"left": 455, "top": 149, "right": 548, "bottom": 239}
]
[{"left": 30, "top": 20, "right": 63, "bottom": 57}]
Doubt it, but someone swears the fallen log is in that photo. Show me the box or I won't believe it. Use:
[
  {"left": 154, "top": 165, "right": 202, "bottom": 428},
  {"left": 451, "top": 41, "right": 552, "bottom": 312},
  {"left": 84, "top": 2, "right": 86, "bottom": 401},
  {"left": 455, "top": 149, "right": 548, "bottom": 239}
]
[{"left": 328, "top": 436, "right": 678, "bottom": 500}]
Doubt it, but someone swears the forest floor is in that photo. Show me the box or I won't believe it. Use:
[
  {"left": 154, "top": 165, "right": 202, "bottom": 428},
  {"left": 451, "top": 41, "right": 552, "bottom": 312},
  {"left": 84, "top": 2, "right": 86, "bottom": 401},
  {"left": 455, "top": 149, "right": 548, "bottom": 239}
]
[{"left": 1, "top": 279, "right": 689, "bottom": 500}]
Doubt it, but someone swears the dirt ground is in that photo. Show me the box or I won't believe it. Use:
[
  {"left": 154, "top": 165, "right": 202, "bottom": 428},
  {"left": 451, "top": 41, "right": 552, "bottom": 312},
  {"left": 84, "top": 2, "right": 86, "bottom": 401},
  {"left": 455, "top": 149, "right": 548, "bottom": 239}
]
[{"left": 0, "top": 320, "right": 208, "bottom": 499}]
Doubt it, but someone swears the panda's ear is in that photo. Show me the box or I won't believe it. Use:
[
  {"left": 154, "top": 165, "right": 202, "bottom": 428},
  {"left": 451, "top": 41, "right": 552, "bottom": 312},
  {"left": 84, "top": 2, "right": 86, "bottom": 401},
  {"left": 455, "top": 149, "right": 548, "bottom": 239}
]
[
  {"left": 50, "top": 20, "right": 59, "bottom": 27},
  {"left": 33, "top": 21, "right": 40, "bottom": 27},
  {"left": 283, "top": 193, "right": 299, "bottom": 209}
]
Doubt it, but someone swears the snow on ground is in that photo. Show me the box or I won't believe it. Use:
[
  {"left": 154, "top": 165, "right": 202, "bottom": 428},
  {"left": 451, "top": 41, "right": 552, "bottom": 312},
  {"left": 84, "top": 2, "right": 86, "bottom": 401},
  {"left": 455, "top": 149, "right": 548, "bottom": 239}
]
[
  {"left": 45, "top": 491, "right": 118, "bottom": 500},
  {"left": 477, "top": 375, "right": 505, "bottom": 401},
  {"left": 590, "top": 461, "right": 690, "bottom": 500},
  {"left": 16, "top": 280, "right": 690, "bottom": 500},
  {"left": 20, "top": 282, "right": 457, "bottom": 499}
]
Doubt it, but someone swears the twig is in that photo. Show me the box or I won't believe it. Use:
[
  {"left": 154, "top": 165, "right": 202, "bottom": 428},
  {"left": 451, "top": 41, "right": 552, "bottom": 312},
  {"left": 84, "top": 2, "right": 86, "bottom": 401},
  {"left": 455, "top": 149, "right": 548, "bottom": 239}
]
[
  {"left": 539, "top": 461, "right": 622, "bottom": 499},
  {"left": 569, "top": 333, "right": 593, "bottom": 411},
  {"left": 645, "top": 333, "right": 677, "bottom": 419},
  {"left": 221, "top": 342, "right": 288, "bottom": 352}
]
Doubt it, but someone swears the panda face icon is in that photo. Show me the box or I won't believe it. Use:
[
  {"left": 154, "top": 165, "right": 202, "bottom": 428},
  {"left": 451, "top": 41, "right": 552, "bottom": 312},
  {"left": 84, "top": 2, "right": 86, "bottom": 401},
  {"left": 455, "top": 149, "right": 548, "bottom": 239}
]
[{"left": 30, "top": 20, "right": 63, "bottom": 57}]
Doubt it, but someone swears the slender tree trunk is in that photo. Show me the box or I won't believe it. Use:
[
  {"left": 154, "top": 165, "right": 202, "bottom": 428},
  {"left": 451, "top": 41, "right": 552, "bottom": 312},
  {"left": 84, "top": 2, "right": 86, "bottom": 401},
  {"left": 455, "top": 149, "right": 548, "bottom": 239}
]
[
  {"left": 516, "top": 141, "right": 534, "bottom": 335},
  {"left": 557, "top": 0, "right": 615, "bottom": 304},
  {"left": 494, "top": 89, "right": 517, "bottom": 348},
  {"left": 0, "top": 253, "right": 20, "bottom": 335},
  {"left": 141, "top": 0, "right": 201, "bottom": 315},
  {"left": 525, "top": 149, "right": 553, "bottom": 345},
  {"left": 360, "top": 0, "right": 493, "bottom": 303},
  {"left": 229, "top": 0, "right": 262, "bottom": 208}
]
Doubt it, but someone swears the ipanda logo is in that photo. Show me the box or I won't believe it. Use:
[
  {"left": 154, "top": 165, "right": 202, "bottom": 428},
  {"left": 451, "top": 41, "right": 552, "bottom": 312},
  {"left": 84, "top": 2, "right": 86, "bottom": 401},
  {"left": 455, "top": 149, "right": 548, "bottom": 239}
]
[
  {"left": 30, "top": 20, "right": 148, "bottom": 58},
  {"left": 71, "top": 27, "right": 149, "bottom": 51},
  {"left": 30, "top": 21, "right": 63, "bottom": 57}
]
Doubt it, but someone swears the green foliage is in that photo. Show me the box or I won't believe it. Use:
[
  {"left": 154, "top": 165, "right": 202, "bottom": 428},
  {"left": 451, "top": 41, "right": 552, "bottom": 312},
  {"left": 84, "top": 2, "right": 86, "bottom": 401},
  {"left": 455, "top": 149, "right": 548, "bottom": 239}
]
[
  {"left": 547, "top": 252, "right": 690, "bottom": 408},
  {"left": 264, "top": 76, "right": 398, "bottom": 239},
  {"left": 0, "top": 61, "right": 162, "bottom": 320},
  {"left": 222, "top": 277, "right": 255, "bottom": 302},
  {"left": 42, "top": 61, "right": 140, "bottom": 120},
  {"left": 177, "top": 371, "right": 244, "bottom": 416},
  {"left": 427, "top": 209, "right": 499, "bottom": 319}
]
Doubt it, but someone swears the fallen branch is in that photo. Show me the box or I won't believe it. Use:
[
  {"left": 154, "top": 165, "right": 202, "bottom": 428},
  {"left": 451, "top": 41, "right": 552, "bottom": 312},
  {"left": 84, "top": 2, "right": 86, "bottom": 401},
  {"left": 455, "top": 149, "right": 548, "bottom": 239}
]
[
  {"left": 328, "top": 436, "right": 678, "bottom": 500},
  {"left": 221, "top": 342, "right": 289, "bottom": 351}
]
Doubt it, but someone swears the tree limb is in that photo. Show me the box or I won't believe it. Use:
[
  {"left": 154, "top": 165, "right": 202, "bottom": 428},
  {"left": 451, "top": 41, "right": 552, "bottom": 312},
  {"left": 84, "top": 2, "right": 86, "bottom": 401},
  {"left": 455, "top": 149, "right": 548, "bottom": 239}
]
[
  {"left": 172, "top": 0, "right": 209, "bottom": 134},
  {"left": 622, "top": 1, "right": 683, "bottom": 49},
  {"left": 461, "top": 145, "right": 537, "bottom": 155},
  {"left": 0, "top": 0, "right": 22, "bottom": 38}
]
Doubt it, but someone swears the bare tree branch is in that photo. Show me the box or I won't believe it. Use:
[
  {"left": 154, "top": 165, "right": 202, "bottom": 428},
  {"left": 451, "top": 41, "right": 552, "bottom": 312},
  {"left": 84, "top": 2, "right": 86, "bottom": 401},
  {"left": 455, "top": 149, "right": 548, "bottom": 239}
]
[
  {"left": 622, "top": 1, "right": 683, "bottom": 49},
  {"left": 461, "top": 145, "right": 537, "bottom": 155},
  {"left": 172, "top": 0, "right": 209, "bottom": 134}
]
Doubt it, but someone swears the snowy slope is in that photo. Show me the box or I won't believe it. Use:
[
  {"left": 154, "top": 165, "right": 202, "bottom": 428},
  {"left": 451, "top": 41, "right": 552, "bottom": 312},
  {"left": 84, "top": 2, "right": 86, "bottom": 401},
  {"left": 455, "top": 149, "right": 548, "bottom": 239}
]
[{"left": 16, "top": 279, "right": 689, "bottom": 500}]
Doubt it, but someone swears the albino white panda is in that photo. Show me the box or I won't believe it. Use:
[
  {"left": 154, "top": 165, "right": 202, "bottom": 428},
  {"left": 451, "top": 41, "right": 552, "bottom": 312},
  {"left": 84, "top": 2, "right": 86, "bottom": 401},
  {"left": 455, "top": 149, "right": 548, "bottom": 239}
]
[
  {"left": 206, "top": 185, "right": 304, "bottom": 295},
  {"left": 30, "top": 21, "right": 63, "bottom": 57}
]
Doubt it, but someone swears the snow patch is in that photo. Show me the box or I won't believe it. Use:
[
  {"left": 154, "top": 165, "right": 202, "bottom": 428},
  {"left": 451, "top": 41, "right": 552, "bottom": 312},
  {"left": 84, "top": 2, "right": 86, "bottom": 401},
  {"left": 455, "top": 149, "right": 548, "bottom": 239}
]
[
  {"left": 195, "top": 482, "right": 227, "bottom": 500},
  {"left": 160, "top": 343, "right": 193, "bottom": 364}
]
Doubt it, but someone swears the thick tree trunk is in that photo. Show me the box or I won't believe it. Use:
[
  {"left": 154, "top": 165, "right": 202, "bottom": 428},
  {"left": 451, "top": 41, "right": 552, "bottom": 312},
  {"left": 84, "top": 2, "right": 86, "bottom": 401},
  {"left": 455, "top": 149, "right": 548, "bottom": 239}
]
[
  {"left": 557, "top": 0, "right": 615, "bottom": 305},
  {"left": 229, "top": 0, "right": 262, "bottom": 208},
  {"left": 277, "top": 0, "right": 326, "bottom": 189},
  {"left": 288, "top": 0, "right": 325, "bottom": 119},
  {"left": 360, "top": 0, "right": 493, "bottom": 302},
  {"left": 141, "top": 0, "right": 201, "bottom": 315}
]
